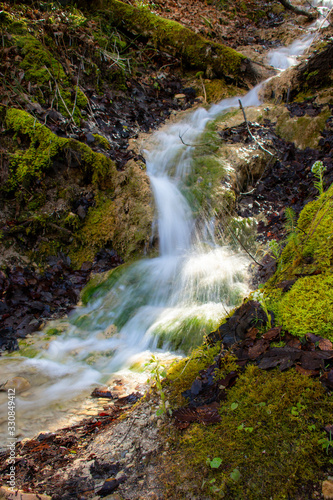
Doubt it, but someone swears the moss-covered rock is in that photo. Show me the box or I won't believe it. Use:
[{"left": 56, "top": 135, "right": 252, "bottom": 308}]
[
  {"left": 278, "top": 274, "right": 333, "bottom": 339},
  {"left": 4, "top": 106, "right": 116, "bottom": 192},
  {"left": 1, "top": 106, "right": 154, "bottom": 266},
  {"left": 16, "top": 34, "right": 68, "bottom": 86},
  {"left": 275, "top": 106, "right": 331, "bottom": 150},
  {"left": 262, "top": 184, "right": 333, "bottom": 339},
  {"left": 163, "top": 364, "right": 332, "bottom": 499}
]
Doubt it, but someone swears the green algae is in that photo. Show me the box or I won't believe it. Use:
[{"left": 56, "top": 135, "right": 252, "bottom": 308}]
[
  {"left": 153, "top": 314, "right": 223, "bottom": 353},
  {"left": 80, "top": 265, "right": 128, "bottom": 305}
]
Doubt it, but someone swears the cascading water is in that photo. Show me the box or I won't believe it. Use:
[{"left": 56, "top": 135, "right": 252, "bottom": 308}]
[{"left": 1, "top": 0, "right": 332, "bottom": 440}]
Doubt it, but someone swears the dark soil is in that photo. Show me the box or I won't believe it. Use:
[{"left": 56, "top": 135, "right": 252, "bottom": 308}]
[
  {"left": 0, "top": 249, "right": 122, "bottom": 354},
  {"left": 220, "top": 105, "right": 333, "bottom": 242}
]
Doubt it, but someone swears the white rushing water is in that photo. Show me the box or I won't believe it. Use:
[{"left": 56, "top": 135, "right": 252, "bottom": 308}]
[{"left": 1, "top": 0, "right": 332, "bottom": 439}]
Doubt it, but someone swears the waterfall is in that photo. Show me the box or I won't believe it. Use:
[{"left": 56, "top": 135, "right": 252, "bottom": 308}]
[{"left": 1, "top": 0, "right": 332, "bottom": 438}]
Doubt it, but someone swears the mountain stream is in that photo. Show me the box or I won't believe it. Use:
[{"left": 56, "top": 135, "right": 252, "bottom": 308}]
[{"left": 0, "top": 1, "right": 332, "bottom": 442}]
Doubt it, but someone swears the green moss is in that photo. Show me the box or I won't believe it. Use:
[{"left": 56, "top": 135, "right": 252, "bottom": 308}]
[
  {"left": 71, "top": 196, "right": 116, "bottom": 266},
  {"left": 278, "top": 274, "right": 333, "bottom": 339},
  {"left": 5, "top": 107, "right": 67, "bottom": 191},
  {"left": 276, "top": 107, "right": 331, "bottom": 150},
  {"left": 93, "top": 134, "right": 111, "bottom": 150},
  {"left": 163, "top": 365, "right": 333, "bottom": 499},
  {"left": 64, "top": 212, "right": 80, "bottom": 230},
  {"left": 272, "top": 184, "right": 333, "bottom": 281},
  {"left": 4, "top": 107, "right": 116, "bottom": 192},
  {"left": 103, "top": 0, "right": 246, "bottom": 80},
  {"left": 16, "top": 35, "right": 67, "bottom": 86},
  {"left": 204, "top": 78, "right": 239, "bottom": 103},
  {"left": 166, "top": 342, "right": 225, "bottom": 407},
  {"left": 263, "top": 185, "right": 333, "bottom": 339}
]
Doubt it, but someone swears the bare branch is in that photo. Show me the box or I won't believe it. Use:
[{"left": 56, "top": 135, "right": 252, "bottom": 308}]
[{"left": 238, "top": 99, "right": 275, "bottom": 157}]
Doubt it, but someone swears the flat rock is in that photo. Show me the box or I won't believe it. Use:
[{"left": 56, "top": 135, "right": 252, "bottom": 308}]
[
  {"left": 3, "top": 377, "right": 31, "bottom": 393},
  {"left": 0, "top": 486, "right": 51, "bottom": 500}
]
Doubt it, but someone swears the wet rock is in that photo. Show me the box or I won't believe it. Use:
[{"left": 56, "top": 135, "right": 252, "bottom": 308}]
[
  {"left": 208, "top": 300, "right": 269, "bottom": 346},
  {"left": 86, "top": 132, "right": 95, "bottom": 144},
  {"left": 3, "top": 376, "right": 31, "bottom": 393},
  {"left": 0, "top": 327, "right": 18, "bottom": 353},
  {"left": 76, "top": 205, "right": 87, "bottom": 219}
]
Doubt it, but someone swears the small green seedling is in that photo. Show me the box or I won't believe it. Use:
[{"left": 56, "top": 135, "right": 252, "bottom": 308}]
[{"left": 207, "top": 457, "right": 222, "bottom": 469}]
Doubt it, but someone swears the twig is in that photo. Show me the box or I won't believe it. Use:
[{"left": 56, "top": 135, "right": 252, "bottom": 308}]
[
  {"left": 238, "top": 99, "right": 275, "bottom": 157},
  {"left": 44, "top": 66, "right": 75, "bottom": 127},
  {"left": 200, "top": 74, "right": 207, "bottom": 104},
  {"left": 305, "top": 5, "right": 333, "bottom": 53},
  {"left": 68, "top": 62, "right": 82, "bottom": 127},
  {"left": 178, "top": 130, "right": 203, "bottom": 147}
]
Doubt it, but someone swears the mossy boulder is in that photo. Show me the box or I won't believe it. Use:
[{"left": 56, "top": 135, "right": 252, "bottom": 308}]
[
  {"left": 263, "top": 184, "right": 333, "bottom": 339},
  {"left": 3, "top": 106, "right": 116, "bottom": 192},
  {"left": 275, "top": 106, "right": 331, "bottom": 150}
]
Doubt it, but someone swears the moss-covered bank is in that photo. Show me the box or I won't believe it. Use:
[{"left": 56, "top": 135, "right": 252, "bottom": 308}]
[
  {"left": 0, "top": 106, "right": 154, "bottom": 267},
  {"left": 163, "top": 360, "right": 332, "bottom": 499}
]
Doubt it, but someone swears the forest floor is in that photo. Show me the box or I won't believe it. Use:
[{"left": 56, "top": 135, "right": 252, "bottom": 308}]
[{"left": 1, "top": 0, "right": 333, "bottom": 499}]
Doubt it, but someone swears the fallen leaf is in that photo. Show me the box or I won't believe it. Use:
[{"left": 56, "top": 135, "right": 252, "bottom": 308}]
[
  {"left": 319, "top": 338, "right": 333, "bottom": 351},
  {"left": 295, "top": 365, "right": 318, "bottom": 377},
  {"left": 248, "top": 339, "right": 270, "bottom": 359},
  {"left": 287, "top": 338, "right": 302, "bottom": 349},
  {"left": 246, "top": 326, "right": 258, "bottom": 340},
  {"left": 262, "top": 326, "right": 282, "bottom": 341}
]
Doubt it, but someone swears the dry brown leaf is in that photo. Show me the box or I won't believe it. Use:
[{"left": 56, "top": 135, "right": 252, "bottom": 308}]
[
  {"left": 295, "top": 364, "right": 318, "bottom": 377},
  {"left": 248, "top": 339, "right": 270, "bottom": 360},
  {"left": 319, "top": 338, "right": 333, "bottom": 351},
  {"left": 262, "top": 326, "right": 281, "bottom": 341}
]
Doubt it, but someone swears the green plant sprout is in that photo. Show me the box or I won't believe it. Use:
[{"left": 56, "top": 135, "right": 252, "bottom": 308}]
[
  {"left": 311, "top": 160, "right": 326, "bottom": 196},
  {"left": 207, "top": 457, "right": 222, "bottom": 469},
  {"left": 318, "top": 431, "right": 333, "bottom": 455},
  {"left": 251, "top": 290, "right": 272, "bottom": 329},
  {"left": 268, "top": 239, "right": 282, "bottom": 260},
  {"left": 145, "top": 355, "right": 169, "bottom": 416}
]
